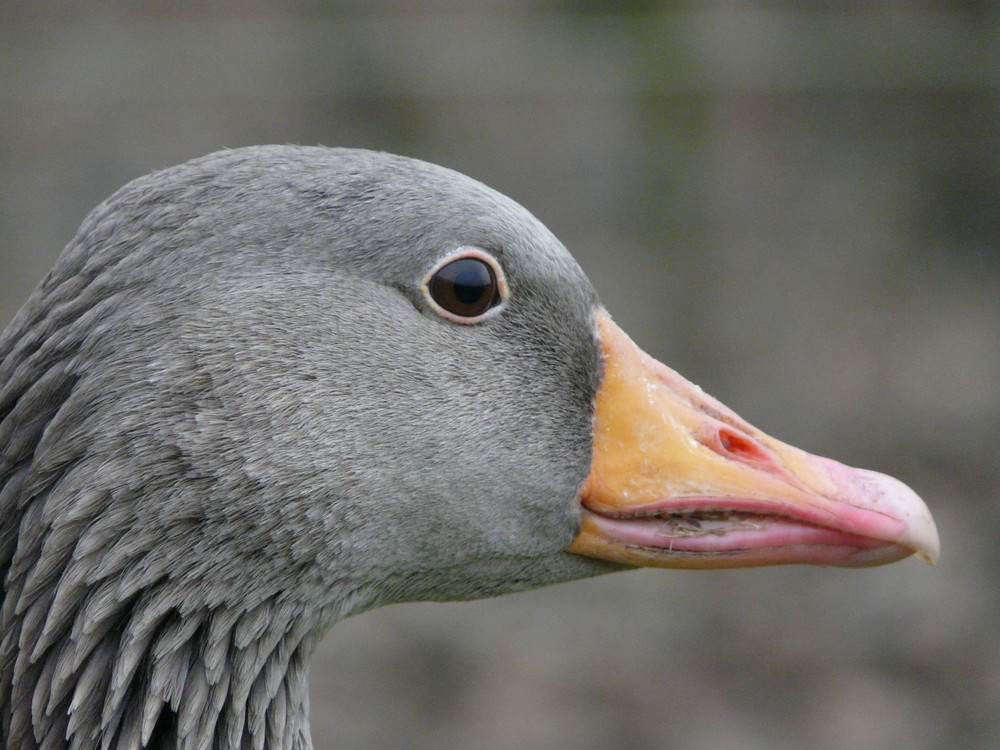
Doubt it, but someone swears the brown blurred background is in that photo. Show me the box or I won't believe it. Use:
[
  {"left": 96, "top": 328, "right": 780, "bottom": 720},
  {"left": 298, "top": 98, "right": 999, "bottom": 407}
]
[{"left": 2, "top": 3, "right": 997, "bottom": 749}]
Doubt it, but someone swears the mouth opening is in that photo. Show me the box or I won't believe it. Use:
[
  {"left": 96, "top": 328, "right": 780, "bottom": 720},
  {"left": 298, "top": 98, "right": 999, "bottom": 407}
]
[
  {"left": 578, "top": 496, "right": 906, "bottom": 567},
  {"left": 612, "top": 507, "right": 773, "bottom": 538}
]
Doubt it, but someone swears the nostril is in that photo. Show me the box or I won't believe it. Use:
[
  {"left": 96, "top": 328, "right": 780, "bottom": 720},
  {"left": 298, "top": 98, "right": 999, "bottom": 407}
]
[{"left": 718, "top": 428, "right": 770, "bottom": 464}]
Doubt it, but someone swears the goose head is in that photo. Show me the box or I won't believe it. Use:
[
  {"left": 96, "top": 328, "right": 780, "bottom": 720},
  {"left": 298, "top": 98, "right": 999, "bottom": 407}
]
[{"left": 0, "top": 146, "right": 938, "bottom": 749}]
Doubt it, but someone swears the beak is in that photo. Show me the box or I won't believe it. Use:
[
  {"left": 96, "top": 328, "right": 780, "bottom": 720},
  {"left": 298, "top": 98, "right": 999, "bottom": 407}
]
[{"left": 568, "top": 310, "right": 939, "bottom": 569}]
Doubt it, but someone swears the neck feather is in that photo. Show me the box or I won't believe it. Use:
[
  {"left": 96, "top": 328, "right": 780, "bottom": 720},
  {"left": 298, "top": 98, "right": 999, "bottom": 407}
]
[{"left": 2, "top": 580, "right": 344, "bottom": 750}]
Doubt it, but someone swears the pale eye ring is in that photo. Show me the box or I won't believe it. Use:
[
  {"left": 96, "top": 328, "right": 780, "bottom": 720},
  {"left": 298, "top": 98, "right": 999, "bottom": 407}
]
[{"left": 421, "top": 248, "right": 508, "bottom": 324}]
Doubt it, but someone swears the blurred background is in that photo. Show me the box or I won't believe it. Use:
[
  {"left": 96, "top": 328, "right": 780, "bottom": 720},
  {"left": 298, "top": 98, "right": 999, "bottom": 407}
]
[{"left": 1, "top": 3, "right": 997, "bottom": 749}]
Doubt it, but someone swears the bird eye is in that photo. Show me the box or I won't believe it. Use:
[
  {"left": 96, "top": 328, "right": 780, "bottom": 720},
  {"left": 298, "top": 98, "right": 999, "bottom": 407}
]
[{"left": 423, "top": 249, "right": 507, "bottom": 323}]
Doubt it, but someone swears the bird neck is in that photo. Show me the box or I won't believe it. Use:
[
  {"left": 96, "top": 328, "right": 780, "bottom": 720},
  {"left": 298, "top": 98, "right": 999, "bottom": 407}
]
[{"left": 2, "top": 581, "right": 370, "bottom": 750}]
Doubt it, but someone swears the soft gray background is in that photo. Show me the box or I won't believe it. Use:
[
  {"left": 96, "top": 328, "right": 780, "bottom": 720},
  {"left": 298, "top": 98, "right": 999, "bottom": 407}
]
[{"left": 2, "top": 3, "right": 997, "bottom": 749}]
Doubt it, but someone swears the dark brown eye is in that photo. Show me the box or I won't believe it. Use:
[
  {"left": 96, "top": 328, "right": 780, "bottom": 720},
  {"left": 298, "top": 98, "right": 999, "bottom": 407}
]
[{"left": 424, "top": 251, "right": 506, "bottom": 323}]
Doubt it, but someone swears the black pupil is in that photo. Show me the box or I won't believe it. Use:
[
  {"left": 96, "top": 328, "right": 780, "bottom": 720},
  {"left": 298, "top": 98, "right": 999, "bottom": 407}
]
[{"left": 429, "top": 257, "right": 499, "bottom": 317}]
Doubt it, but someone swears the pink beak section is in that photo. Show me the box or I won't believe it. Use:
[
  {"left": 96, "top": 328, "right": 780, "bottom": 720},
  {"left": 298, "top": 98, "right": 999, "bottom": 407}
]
[{"left": 567, "top": 310, "right": 939, "bottom": 570}]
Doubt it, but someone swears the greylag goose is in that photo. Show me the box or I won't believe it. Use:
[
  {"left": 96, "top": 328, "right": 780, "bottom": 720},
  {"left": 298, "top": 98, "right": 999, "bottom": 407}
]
[{"left": 0, "top": 146, "right": 938, "bottom": 750}]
